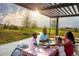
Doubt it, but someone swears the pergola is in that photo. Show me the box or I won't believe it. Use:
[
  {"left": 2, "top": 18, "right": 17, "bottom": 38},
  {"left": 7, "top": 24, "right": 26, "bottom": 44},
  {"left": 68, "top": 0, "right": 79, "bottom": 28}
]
[{"left": 15, "top": 3, "right": 79, "bottom": 36}]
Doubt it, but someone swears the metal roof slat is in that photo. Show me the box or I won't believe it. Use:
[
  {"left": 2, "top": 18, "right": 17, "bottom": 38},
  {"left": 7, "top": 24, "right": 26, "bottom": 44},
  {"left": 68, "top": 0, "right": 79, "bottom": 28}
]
[
  {"left": 51, "top": 9, "right": 59, "bottom": 16},
  {"left": 63, "top": 7, "right": 71, "bottom": 15},
  {"left": 42, "top": 4, "right": 48, "bottom": 9},
  {"left": 74, "top": 5, "right": 79, "bottom": 14},
  {"left": 67, "top": 6, "right": 74, "bottom": 15},
  {"left": 40, "top": 11, "right": 51, "bottom": 17},
  {"left": 33, "top": 4, "right": 43, "bottom": 10},
  {"left": 48, "top": 10, "right": 55, "bottom": 16},
  {"left": 48, "top": 3, "right": 61, "bottom": 17},
  {"left": 51, "top": 3, "right": 55, "bottom": 6},
  {"left": 65, "top": 7, "right": 72, "bottom": 15},
  {"left": 69, "top": 6, "right": 75, "bottom": 14},
  {"left": 60, "top": 8, "right": 68, "bottom": 15},
  {"left": 44, "top": 10, "right": 54, "bottom": 17},
  {"left": 54, "top": 9, "right": 62, "bottom": 16},
  {"left": 57, "top": 8, "right": 65, "bottom": 15},
  {"left": 36, "top": 4, "right": 43, "bottom": 10},
  {"left": 53, "top": 3, "right": 65, "bottom": 16},
  {"left": 15, "top": 3, "right": 79, "bottom": 18},
  {"left": 50, "top": 10, "right": 56, "bottom": 17},
  {"left": 77, "top": 4, "right": 79, "bottom": 14},
  {"left": 41, "top": 3, "right": 78, "bottom": 10},
  {"left": 39, "top": 4, "right": 47, "bottom": 10},
  {"left": 72, "top": 5, "right": 77, "bottom": 14},
  {"left": 54, "top": 3, "right": 67, "bottom": 16},
  {"left": 58, "top": 3, "right": 69, "bottom": 15},
  {"left": 44, "top": 9, "right": 56, "bottom": 17},
  {"left": 51, "top": 14, "right": 79, "bottom": 18}
]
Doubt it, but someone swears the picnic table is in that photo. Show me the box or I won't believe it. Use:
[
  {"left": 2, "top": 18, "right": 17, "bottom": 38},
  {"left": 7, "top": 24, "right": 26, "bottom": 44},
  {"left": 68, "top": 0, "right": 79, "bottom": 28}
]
[
  {"left": 11, "top": 38, "right": 59, "bottom": 56},
  {"left": 21, "top": 45, "right": 58, "bottom": 56}
]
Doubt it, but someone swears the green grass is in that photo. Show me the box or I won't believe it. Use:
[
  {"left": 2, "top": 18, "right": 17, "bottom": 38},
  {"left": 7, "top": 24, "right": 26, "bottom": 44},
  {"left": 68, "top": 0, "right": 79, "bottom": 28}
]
[
  {"left": 32, "top": 28, "right": 79, "bottom": 38},
  {"left": 0, "top": 29, "right": 33, "bottom": 45},
  {"left": 0, "top": 28, "right": 79, "bottom": 45}
]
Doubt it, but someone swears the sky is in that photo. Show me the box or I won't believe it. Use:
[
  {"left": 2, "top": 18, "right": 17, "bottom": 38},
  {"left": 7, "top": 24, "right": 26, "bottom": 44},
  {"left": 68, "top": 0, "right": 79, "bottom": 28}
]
[
  {"left": 59, "top": 17, "right": 79, "bottom": 28},
  {"left": 0, "top": 3, "right": 79, "bottom": 28}
]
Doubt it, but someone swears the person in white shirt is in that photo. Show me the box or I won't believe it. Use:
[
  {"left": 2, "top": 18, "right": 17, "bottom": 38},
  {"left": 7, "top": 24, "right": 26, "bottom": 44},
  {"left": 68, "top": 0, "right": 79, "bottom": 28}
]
[{"left": 57, "top": 37, "right": 66, "bottom": 56}]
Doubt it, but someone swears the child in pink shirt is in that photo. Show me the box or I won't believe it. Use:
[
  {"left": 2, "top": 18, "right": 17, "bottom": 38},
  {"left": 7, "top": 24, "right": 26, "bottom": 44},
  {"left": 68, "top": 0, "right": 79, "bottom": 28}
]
[{"left": 32, "top": 33, "right": 38, "bottom": 46}]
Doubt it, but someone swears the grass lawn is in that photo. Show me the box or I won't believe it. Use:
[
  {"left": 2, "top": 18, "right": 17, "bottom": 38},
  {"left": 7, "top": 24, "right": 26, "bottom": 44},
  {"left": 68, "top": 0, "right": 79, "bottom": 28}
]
[
  {"left": 33, "top": 28, "right": 79, "bottom": 38},
  {"left": 52, "top": 30, "right": 79, "bottom": 38},
  {"left": 0, "top": 29, "right": 33, "bottom": 45},
  {"left": 0, "top": 28, "right": 79, "bottom": 45}
]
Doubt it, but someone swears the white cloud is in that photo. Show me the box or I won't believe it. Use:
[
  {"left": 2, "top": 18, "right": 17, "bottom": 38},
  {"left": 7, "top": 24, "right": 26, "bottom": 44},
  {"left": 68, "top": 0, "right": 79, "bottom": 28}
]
[{"left": 2, "top": 10, "right": 27, "bottom": 26}]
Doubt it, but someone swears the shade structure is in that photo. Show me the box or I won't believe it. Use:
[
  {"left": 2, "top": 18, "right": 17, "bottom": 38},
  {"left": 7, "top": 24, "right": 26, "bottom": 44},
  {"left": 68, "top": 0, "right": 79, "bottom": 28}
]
[
  {"left": 15, "top": 3, "right": 79, "bottom": 36},
  {"left": 15, "top": 3, "right": 79, "bottom": 18}
]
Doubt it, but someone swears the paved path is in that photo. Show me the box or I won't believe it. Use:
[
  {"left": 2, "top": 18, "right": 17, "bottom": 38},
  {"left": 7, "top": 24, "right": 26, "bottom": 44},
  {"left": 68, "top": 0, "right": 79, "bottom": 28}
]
[
  {"left": 0, "top": 32, "right": 42, "bottom": 56},
  {"left": 1, "top": 34, "right": 78, "bottom": 56},
  {"left": 0, "top": 37, "right": 33, "bottom": 56}
]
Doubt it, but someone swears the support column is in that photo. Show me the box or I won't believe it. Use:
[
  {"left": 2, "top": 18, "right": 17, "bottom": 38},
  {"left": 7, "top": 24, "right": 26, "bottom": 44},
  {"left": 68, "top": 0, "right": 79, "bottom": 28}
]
[
  {"left": 56, "top": 17, "right": 59, "bottom": 36},
  {"left": 49, "top": 18, "right": 51, "bottom": 37}
]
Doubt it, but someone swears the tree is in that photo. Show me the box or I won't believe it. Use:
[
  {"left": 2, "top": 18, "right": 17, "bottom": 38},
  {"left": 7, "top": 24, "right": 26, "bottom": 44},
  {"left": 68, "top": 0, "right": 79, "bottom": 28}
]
[
  {"left": 22, "top": 14, "right": 31, "bottom": 28},
  {"left": 51, "top": 19, "right": 56, "bottom": 28},
  {"left": 3, "top": 24, "right": 7, "bottom": 29},
  {"left": 30, "top": 20, "right": 37, "bottom": 28},
  {"left": 74, "top": 28, "right": 78, "bottom": 32}
]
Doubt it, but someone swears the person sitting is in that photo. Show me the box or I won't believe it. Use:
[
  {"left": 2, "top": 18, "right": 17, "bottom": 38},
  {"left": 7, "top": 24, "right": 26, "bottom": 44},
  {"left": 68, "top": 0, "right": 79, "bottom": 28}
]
[
  {"left": 63, "top": 31, "right": 75, "bottom": 56},
  {"left": 32, "top": 32, "right": 38, "bottom": 46},
  {"left": 57, "top": 37, "right": 66, "bottom": 56},
  {"left": 38, "top": 28, "right": 49, "bottom": 43},
  {"left": 38, "top": 28, "right": 50, "bottom": 48}
]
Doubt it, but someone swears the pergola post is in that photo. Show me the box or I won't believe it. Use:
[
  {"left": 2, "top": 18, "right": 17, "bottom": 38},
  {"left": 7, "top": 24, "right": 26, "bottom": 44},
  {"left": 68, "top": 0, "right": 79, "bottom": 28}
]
[
  {"left": 49, "top": 18, "right": 51, "bottom": 37},
  {"left": 56, "top": 17, "right": 59, "bottom": 36}
]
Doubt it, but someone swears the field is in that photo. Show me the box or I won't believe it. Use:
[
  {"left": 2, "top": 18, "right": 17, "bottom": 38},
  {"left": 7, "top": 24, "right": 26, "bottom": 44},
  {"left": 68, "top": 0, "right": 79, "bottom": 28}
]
[
  {"left": 0, "top": 28, "right": 33, "bottom": 45},
  {"left": 32, "top": 28, "right": 79, "bottom": 38},
  {"left": 0, "top": 28, "right": 79, "bottom": 45}
]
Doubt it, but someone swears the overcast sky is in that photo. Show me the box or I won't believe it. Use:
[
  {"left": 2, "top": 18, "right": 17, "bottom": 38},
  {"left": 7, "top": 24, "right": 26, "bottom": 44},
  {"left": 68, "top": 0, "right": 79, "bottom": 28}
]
[{"left": 0, "top": 3, "right": 79, "bottom": 28}]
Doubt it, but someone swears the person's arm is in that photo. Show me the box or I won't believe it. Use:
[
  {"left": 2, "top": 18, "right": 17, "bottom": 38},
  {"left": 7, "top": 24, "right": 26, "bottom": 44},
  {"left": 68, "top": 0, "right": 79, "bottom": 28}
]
[{"left": 38, "top": 33, "right": 43, "bottom": 40}]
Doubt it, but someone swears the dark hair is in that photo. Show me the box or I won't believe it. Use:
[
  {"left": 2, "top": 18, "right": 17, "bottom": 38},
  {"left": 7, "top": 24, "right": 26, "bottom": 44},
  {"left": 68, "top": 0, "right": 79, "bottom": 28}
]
[
  {"left": 43, "top": 28, "right": 47, "bottom": 34},
  {"left": 58, "top": 37, "right": 62, "bottom": 43},
  {"left": 32, "top": 32, "right": 37, "bottom": 38},
  {"left": 66, "top": 31, "right": 75, "bottom": 44}
]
